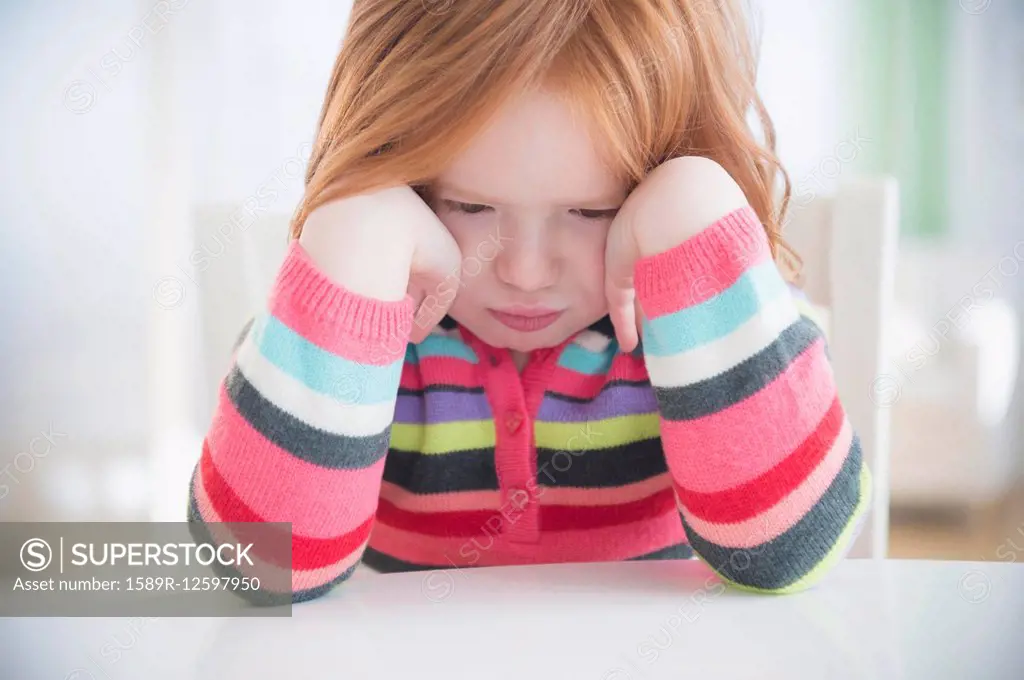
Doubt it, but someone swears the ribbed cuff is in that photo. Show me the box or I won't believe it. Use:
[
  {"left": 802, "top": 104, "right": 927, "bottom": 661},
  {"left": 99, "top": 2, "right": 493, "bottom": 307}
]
[
  {"left": 273, "top": 239, "right": 415, "bottom": 345},
  {"left": 633, "top": 206, "right": 768, "bottom": 303}
]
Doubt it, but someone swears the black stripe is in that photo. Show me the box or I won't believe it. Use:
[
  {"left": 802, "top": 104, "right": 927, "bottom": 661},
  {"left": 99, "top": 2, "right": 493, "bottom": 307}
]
[
  {"left": 362, "top": 547, "right": 460, "bottom": 573},
  {"left": 226, "top": 366, "right": 390, "bottom": 470},
  {"left": 536, "top": 438, "right": 667, "bottom": 487},
  {"left": 383, "top": 448, "right": 499, "bottom": 493},
  {"left": 655, "top": 317, "right": 821, "bottom": 421},
  {"left": 544, "top": 378, "right": 653, "bottom": 405},
  {"left": 398, "top": 384, "right": 486, "bottom": 398},
  {"left": 629, "top": 543, "right": 695, "bottom": 561},
  {"left": 586, "top": 314, "right": 616, "bottom": 338},
  {"left": 682, "top": 435, "right": 864, "bottom": 590}
]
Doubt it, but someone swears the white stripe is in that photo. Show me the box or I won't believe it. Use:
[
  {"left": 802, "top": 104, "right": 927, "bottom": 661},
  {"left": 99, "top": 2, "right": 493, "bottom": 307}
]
[
  {"left": 573, "top": 329, "right": 613, "bottom": 353},
  {"left": 234, "top": 330, "right": 397, "bottom": 437},
  {"left": 644, "top": 294, "right": 801, "bottom": 388}
]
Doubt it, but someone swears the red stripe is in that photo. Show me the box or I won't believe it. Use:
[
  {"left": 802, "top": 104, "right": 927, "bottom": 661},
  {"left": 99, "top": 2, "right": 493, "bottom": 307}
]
[
  {"left": 545, "top": 353, "right": 650, "bottom": 398},
  {"left": 374, "top": 488, "right": 677, "bottom": 537},
  {"left": 375, "top": 499, "right": 503, "bottom": 537},
  {"left": 540, "top": 487, "right": 677, "bottom": 531},
  {"left": 399, "top": 362, "right": 424, "bottom": 391},
  {"left": 401, "top": 355, "right": 483, "bottom": 390},
  {"left": 200, "top": 441, "right": 374, "bottom": 571},
  {"left": 675, "top": 395, "right": 845, "bottom": 523}
]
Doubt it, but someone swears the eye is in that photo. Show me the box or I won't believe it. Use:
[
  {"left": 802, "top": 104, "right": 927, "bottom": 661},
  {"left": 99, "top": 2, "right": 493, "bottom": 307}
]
[
  {"left": 571, "top": 208, "right": 619, "bottom": 220},
  {"left": 443, "top": 200, "right": 492, "bottom": 214}
]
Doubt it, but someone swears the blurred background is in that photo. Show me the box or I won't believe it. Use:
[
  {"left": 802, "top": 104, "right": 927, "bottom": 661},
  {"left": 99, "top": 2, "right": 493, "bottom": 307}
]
[{"left": 0, "top": 0, "right": 1021, "bottom": 562}]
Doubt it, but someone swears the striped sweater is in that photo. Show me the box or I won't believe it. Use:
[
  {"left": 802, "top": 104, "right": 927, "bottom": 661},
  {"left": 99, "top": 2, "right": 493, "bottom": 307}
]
[{"left": 187, "top": 206, "right": 872, "bottom": 603}]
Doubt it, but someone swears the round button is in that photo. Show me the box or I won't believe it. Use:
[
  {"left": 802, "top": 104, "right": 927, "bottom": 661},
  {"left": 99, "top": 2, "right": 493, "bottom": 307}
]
[
  {"left": 488, "top": 355, "right": 500, "bottom": 367},
  {"left": 504, "top": 411, "right": 523, "bottom": 434}
]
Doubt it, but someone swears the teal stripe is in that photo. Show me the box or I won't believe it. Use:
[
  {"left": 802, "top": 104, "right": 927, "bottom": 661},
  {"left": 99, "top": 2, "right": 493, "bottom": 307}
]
[
  {"left": 557, "top": 343, "right": 615, "bottom": 375},
  {"left": 404, "top": 344, "right": 419, "bottom": 365},
  {"left": 254, "top": 314, "right": 402, "bottom": 405},
  {"left": 640, "top": 261, "right": 789, "bottom": 356},
  {"left": 414, "top": 335, "right": 479, "bottom": 363}
]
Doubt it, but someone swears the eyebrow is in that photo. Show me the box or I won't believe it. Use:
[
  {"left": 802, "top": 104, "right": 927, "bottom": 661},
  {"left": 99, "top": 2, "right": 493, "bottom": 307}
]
[{"left": 433, "top": 182, "right": 623, "bottom": 207}]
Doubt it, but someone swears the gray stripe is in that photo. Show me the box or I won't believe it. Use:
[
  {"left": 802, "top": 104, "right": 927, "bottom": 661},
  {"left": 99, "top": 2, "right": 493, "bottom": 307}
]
[
  {"left": 186, "top": 490, "right": 292, "bottom": 607},
  {"left": 655, "top": 317, "right": 821, "bottom": 421},
  {"left": 232, "top": 317, "right": 255, "bottom": 353},
  {"left": 536, "top": 438, "right": 667, "bottom": 488},
  {"left": 226, "top": 365, "right": 390, "bottom": 470},
  {"left": 681, "top": 434, "right": 864, "bottom": 590},
  {"left": 383, "top": 448, "right": 499, "bottom": 493},
  {"left": 291, "top": 565, "right": 358, "bottom": 603},
  {"left": 629, "top": 543, "right": 695, "bottom": 561}
]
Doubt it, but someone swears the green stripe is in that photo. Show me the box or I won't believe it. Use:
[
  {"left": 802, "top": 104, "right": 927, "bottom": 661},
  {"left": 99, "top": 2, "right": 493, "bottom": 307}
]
[
  {"left": 534, "top": 413, "right": 661, "bottom": 450},
  {"left": 390, "top": 420, "right": 496, "bottom": 454}
]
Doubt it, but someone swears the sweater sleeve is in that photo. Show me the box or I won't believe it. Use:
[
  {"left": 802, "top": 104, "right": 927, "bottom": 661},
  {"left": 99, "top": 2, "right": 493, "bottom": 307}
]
[
  {"left": 633, "top": 206, "right": 872, "bottom": 593},
  {"left": 187, "top": 239, "right": 414, "bottom": 604}
]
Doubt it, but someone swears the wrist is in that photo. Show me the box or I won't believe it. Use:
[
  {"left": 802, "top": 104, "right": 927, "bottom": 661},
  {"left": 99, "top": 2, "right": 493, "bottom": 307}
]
[
  {"left": 633, "top": 206, "right": 769, "bottom": 314},
  {"left": 275, "top": 240, "right": 415, "bottom": 349}
]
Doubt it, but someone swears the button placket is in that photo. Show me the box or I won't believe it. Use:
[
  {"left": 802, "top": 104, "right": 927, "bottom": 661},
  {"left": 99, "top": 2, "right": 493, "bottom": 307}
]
[{"left": 504, "top": 411, "right": 523, "bottom": 434}]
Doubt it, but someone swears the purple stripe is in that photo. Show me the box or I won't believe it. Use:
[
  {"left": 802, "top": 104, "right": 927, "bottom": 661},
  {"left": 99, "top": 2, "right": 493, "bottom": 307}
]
[
  {"left": 394, "top": 391, "right": 493, "bottom": 424},
  {"left": 538, "top": 384, "right": 658, "bottom": 422}
]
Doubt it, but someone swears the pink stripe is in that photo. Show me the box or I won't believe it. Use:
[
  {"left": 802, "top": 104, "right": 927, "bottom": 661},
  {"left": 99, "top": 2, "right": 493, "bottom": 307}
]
[
  {"left": 268, "top": 242, "right": 414, "bottom": 366},
  {"left": 194, "top": 467, "right": 365, "bottom": 592},
  {"left": 662, "top": 339, "right": 836, "bottom": 492},
  {"left": 678, "top": 417, "right": 854, "bottom": 546},
  {"left": 209, "top": 387, "right": 383, "bottom": 537},
  {"left": 634, "top": 207, "right": 771, "bottom": 317},
  {"left": 292, "top": 545, "right": 366, "bottom": 592},
  {"left": 369, "top": 508, "right": 685, "bottom": 566},
  {"left": 379, "top": 482, "right": 500, "bottom": 513},
  {"left": 537, "top": 473, "right": 672, "bottom": 506}
]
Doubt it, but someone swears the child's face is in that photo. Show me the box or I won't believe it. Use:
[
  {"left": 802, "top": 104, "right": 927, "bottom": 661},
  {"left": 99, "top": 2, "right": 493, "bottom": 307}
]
[{"left": 431, "top": 88, "right": 627, "bottom": 353}]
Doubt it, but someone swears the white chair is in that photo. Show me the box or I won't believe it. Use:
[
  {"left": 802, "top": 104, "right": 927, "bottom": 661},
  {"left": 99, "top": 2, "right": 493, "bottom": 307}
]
[
  {"left": 781, "top": 176, "right": 900, "bottom": 559},
  {"left": 191, "top": 180, "right": 901, "bottom": 560},
  {"left": 191, "top": 204, "right": 293, "bottom": 423}
]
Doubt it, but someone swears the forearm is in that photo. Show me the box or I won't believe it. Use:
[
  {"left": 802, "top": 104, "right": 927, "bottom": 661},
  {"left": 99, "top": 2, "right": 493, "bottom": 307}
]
[
  {"left": 188, "top": 239, "right": 414, "bottom": 603},
  {"left": 634, "top": 206, "right": 871, "bottom": 593}
]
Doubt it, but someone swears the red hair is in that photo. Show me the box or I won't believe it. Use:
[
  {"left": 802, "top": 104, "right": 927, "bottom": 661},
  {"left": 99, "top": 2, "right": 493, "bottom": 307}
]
[{"left": 292, "top": 0, "right": 793, "bottom": 265}]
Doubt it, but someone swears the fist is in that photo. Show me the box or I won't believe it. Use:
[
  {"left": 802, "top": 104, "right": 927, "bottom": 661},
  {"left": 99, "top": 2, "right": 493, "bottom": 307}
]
[{"left": 299, "top": 184, "right": 463, "bottom": 343}]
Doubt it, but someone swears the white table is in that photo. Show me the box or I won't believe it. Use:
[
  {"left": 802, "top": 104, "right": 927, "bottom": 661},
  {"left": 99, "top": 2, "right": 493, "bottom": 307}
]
[{"left": 2, "top": 559, "right": 1022, "bottom": 679}]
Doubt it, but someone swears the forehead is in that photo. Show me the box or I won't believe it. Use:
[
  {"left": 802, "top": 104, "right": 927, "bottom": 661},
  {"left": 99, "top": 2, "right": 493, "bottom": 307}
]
[{"left": 436, "top": 88, "right": 626, "bottom": 205}]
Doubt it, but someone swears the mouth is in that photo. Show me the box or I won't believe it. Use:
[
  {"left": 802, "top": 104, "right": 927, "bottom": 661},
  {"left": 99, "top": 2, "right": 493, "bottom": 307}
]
[{"left": 487, "top": 307, "right": 564, "bottom": 332}]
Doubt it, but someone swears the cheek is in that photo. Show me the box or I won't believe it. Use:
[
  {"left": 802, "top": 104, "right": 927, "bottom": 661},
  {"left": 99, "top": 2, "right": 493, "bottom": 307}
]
[
  {"left": 566, "top": 228, "right": 608, "bottom": 294},
  {"left": 439, "top": 218, "right": 492, "bottom": 258}
]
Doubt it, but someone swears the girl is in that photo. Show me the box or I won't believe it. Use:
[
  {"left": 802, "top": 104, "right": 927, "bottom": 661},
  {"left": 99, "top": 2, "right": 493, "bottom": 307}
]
[{"left": 187, "top": 0, "right": 871, "bottom": 603}]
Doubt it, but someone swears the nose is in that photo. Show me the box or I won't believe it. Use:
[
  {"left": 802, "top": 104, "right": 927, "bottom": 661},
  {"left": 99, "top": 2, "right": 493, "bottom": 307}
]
[{"left": 493, "top": 218, "right": 559, "bottom": 293}]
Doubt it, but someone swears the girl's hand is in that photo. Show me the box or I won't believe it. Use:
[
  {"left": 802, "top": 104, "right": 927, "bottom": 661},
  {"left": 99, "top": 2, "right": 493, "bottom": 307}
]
[
  {"left": 299, "top": 184, "right": 463, "bottom": 344},
  {"left": 604, "top": 156, "right": 749, "bottom": 352}
]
